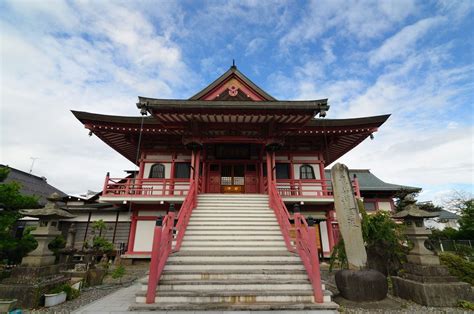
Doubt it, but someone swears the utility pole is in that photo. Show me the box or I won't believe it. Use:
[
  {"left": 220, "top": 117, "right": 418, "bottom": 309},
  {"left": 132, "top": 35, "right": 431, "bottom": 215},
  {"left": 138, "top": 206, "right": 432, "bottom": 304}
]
[{"left": 29, "top": 157, "right": 39, "bottom": 174}]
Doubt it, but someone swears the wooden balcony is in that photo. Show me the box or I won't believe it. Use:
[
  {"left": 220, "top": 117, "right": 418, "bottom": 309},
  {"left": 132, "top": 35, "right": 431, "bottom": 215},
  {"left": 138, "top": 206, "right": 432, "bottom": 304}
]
[
  {"left": 100, "top": 176, "right": 191, "bottom": 203},
  {"left": 276, "top": 179, "right": 360, "bottom": 200}
]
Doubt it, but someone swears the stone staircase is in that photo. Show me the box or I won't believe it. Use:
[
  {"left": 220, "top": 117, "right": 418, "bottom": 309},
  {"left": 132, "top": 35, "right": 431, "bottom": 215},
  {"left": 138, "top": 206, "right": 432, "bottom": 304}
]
[{"left": 132, "top": 194, "right": 338, "bottom": 311}]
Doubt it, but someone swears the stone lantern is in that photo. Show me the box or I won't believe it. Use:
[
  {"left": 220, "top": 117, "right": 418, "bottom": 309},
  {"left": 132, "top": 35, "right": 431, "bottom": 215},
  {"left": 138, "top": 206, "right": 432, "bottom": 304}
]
[
  {"left": 392, "top": 195, "right": 439, "bottom": 265},
  {"left": 391, "top": 195, "right": 471, "bottom": 306},
  {"left": 19, "top": 193, "right": 75, "bottom": 267}
]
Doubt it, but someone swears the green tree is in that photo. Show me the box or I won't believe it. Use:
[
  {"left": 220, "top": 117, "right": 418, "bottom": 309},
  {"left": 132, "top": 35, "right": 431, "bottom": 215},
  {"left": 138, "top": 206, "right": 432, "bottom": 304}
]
[
  {"left": 0, "top": 166, "right": 40, "bottom": 263},
  {"left": 330, "top": 200, "right": 408, "bottom": 275}
]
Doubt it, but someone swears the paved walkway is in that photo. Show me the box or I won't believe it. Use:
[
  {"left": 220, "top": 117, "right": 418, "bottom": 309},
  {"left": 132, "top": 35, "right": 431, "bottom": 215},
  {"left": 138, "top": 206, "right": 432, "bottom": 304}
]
[{"left": 72, "top": 278, "right": 337, "bottom": 314}]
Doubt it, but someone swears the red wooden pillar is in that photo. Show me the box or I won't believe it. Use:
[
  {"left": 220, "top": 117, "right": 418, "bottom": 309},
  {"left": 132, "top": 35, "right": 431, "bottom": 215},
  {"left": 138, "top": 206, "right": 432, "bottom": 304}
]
[
  {"left": 146, "top": 216, "right": 163, "bottom": 304},
  {"left": 259, "top": 145, "right": 264, "bottom": 193},
  {"left": 201, "top": 146, "right": 207, "bottom": 193},
  {"left": 126, "top": 210, "right": 137, "bottom": 254},
  {"left": 194, "top": 149, "right": 201, "bottom": 182},
  {"left": 265, "top": 151, "right": 272, "bottom": 192},
  {"left": 308, "top": 217, "right": 324, "bottom": 303},
  {"left": 190, "top": 149, "right": 195, "bottom": 181}
]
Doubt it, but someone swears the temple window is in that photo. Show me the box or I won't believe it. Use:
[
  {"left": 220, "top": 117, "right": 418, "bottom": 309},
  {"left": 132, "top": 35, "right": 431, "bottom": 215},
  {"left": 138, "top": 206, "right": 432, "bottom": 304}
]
[
  {"left": 174, "top": 163, "right": 191, "bottom": 179},
  {"left": 300, "top": 164, "right": 315, "bottom": 179},
  {"left": 275, "top": 163, "right": 290, "bottom": 179},
  {"left": 149, "top": 163, "right": 165, "bottom": 179},
  {"left": 364, "top": 201, "right": 377, "bottom": 211}
]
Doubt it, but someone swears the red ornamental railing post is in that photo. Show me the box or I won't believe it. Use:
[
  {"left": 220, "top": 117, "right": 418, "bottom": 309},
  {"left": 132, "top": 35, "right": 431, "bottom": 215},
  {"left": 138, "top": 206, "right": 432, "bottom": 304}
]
[
  {"left": 293, "top": 204, "right": 302, "bottom": 253},
  {"left": 146, "top": 216, "right": 163, "bottom": 304},
  {"left": 103, "top": 172, "right": 110, "bottom": 195},
  {"left": 353, "top": 175, "right": 361, "bottom": 198},
  {"left": 307, "top": 216, "right": 324, "bottom": 303}
]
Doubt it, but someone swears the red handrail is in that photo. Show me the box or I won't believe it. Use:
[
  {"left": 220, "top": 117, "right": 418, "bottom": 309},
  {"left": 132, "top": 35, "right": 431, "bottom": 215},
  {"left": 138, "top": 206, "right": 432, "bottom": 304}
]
[
  {"left": 268, "top": 180, "right": 324, "bottom": 303},
  {"left": 146, "top": 212, "right": 174, "bottom": 303},
  {"left": 173, "top": 180, "right": 197, "bottom": 252},
  {"left": 145, "top": 179, "right": 198, "bottom": 303}
]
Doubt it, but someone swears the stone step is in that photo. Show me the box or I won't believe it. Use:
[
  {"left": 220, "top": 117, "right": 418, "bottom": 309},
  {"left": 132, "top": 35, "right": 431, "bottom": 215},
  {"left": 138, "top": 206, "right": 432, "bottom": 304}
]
[
  {"left": 167, "top": 255, "right": 301, "bottom": 263},
  {"left": 130, "top": 301, "right": 338, "bottom": 311},
  {"left": 177, "top": 235, "right": 284, "bottom": 241},
  {"left": 197, "top": 198, "right": 269, "bottom": 202},
  {"left": 199, "top": 194, "right": 268, "bottom": 198},
  {"left": 195, "top": 207, "right": 271, "bottom": 212},
  {"left": 178, "top": 246, "right": 286, "bottom": 252},
  {"left": 135, "top": 289, "right": 333, "bottom": 304},
  {"left": 187, "top": 221, "right": 279, "bottom": 226},
  {"left": 164, "top": 263, "right": 306, "bottom": 271},
  {"left": 172, "top": 250, "right": 292, "bottom": 256},
  {"left": 184, "top": 229, "right": 282, "bottom": 235},
  {"left": 196, "top": 203, "right": 270, "bottom": 207},
  {"left": 179, "top": 241, "right": 286, "bottom": 247},
  {"left": 189, "top": 217, "right": 277, "bottom": 222},
  {"left": 158, "top": 271, "right": 310, "bottom": 281},
  {"left": 147, "top": 280, "right": 315, "bottom": 292},
  {"left": 192, "top": 212, "right": 275, "bottom": 216}
]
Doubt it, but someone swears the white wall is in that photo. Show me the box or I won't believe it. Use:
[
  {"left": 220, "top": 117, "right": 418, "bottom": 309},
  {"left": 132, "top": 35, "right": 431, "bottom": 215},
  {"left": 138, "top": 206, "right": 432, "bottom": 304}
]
[
  {"left": 134, "top": 220, "right": 155, "bottom": 251},
  {"left": 377, "top": 201, "right": 392, "bottom": 212},
  {"left": 61, "top": 211, "right": 130, "bottom": 222}
]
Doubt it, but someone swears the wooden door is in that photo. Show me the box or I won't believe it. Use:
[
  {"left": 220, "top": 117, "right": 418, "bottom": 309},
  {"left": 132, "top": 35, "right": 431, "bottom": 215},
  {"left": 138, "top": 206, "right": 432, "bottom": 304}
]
[
  {"left": 221, "top": 164, "right": 245, "bottom": 193},
  {"left": 208, "top": 164, "right": 220, "bottom": 193},
  {"left": 245, "top": 164, "right": 258, "bottom": 193}
]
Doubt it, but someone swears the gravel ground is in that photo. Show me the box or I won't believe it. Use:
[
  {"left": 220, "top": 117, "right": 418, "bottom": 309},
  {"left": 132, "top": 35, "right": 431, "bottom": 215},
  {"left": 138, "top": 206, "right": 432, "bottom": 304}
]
[{"left": 27, "top": 264, "right": 148, "bottom": 314}]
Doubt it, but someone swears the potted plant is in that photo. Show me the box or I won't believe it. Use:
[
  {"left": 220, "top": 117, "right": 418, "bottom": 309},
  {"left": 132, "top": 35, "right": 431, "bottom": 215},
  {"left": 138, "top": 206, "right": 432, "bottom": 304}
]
[
  {"left": 0, "top": 299, "right": 17, "bottom": 312},
  {"left": 44, "top": 287, "right": 67, "bottom": 307}
]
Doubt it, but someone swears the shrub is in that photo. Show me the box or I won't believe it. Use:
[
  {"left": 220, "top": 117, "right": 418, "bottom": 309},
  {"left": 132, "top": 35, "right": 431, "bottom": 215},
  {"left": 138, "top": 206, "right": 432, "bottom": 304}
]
[
  {"left": 458, "top": 300, "right": 474, "bottom": 310},
  {"left": 439, "top": 252, "right": 474, "bottom": 285},
  {"left": 111, "top": 265, "right": 126, "bottom": 283},
  {"left": 92, "top": 236, "right": 114, "bottom": 253}
]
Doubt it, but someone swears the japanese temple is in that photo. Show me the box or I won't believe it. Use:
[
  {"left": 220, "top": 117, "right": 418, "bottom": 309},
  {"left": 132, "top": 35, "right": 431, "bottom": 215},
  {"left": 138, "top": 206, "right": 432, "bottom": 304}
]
[{"left": 72, "top": 65, "right": 419, "bottom": 310}]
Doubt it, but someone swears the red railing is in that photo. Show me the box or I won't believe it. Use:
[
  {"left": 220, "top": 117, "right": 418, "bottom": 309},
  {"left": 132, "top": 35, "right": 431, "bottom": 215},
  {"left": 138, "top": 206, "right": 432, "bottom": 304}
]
[
  {"left": 103, "top": 176, "right": 190, "bottom": 197},
  {"left": 145, "top": 179, "right": 198, "bottom": 303},
  {"left": 173, "top": 180, "right": 197, "bottom": 252},
  {"left": 146, "top": 212, "right": 174, "bottom": 303},
  {"left": 276, "top": 178, "right": 361, "bottom": 198},
  {"left": 268, "top": 181, "right": 324, "bottom": 303}
]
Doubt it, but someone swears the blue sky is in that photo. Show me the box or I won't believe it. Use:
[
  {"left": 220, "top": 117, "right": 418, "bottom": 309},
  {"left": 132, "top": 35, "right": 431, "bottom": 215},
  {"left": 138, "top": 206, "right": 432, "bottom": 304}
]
[{"left": 1, "top": 0, "right": 473, "bottom": 204}]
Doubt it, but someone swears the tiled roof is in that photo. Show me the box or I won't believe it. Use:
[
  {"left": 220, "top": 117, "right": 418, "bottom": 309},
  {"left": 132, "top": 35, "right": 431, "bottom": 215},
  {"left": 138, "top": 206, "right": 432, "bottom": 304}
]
[
  {"left": 325, "top": 169, "right": 420, "bottom": 192},
  {"left": 1, "top": 165, "right": 67, "bottom": 205}
]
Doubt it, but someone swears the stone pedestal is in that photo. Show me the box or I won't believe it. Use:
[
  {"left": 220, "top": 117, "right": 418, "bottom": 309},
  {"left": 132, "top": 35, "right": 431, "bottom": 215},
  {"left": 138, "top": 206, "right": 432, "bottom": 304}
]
[
  {"left": 0, "top": 264, "right": 68, "bottom": 308},
  {"left": 392, "top": 263, "right": 471, "bottom": 306},
  {"left": 21, "top": 224, "right": 60, "bottom": 267},
  {"left": 335, "top": 269, "right": 388, "bottom": 302},
  {"left": 392, "top": 198, "right": 473, "bottom": 306}
]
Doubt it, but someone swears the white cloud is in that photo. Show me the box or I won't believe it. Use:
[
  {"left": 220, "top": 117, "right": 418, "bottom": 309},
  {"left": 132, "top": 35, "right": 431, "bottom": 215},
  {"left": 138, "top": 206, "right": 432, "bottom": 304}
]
[
  {"left": 280, "top": 0, "right": 417, "bottom": 47},
  {"left": 0, "top": 1, "right": 197, "bottom": 194},
  {"left": 369, "top": 16, "right": 446, "bottom": 66}
]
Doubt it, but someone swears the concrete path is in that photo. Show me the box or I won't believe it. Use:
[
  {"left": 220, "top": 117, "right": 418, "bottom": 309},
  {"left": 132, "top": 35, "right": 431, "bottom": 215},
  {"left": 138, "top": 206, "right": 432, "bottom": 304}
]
[{"left": 72, "top": 278, "right": 337, "bottom": 314}]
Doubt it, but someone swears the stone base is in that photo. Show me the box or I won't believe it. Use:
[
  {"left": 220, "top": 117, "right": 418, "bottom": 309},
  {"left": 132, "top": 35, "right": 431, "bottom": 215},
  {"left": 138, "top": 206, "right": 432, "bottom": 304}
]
[
  {"left": 0, "top": 276, "right": 68, "bottom": 309},
  {"left": 335, "top": 269, "right": 388, "bottom": 302},
  {"left": 392, "top": 276, "right": 471, "bottom": 307},
  {"left": 5, "top": 264, "right": 67, "bottom": 284},
  {"left": 21, "top": 255, "right": 56, "bottom": 267},
  {"left": 407, "top": 254, "right": 440, "bottom": 265}
]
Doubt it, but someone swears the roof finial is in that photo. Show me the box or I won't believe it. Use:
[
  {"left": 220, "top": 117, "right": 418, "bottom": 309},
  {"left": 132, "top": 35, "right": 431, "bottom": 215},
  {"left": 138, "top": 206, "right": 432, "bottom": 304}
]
[{"left": 231, "top": 59, "right": 236, "bottom": 69}]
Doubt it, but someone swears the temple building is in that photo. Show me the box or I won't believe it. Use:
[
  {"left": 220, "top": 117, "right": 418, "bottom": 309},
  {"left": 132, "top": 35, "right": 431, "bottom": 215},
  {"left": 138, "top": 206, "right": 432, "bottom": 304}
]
[
  {"left": 72, "top": 65, "right": 420, "bottom": 308},
  {"left": 72, "top": 65, "right": 419, "bottom": 261}
]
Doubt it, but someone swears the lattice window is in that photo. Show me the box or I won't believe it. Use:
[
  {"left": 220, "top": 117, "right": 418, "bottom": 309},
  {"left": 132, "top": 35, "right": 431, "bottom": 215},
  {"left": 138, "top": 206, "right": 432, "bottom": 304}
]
[
  {"left": 149, "top": 163, "right": 165, "bottom": 178},
  {"left": 300, "top": 164, "right": 315, "bottom": 179}
]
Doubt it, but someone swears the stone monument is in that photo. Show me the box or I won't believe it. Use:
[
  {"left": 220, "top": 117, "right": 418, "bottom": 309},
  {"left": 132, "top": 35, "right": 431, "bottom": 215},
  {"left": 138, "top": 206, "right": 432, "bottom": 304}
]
[
  {"left": 391, "top": 196, "right": 472, "bottom": 306},
  {"left": 0, "top": 193, "right": 75, "bottom": 308},
  {"left": 330, "top": 163, "right": 387, "bottom": 301}
]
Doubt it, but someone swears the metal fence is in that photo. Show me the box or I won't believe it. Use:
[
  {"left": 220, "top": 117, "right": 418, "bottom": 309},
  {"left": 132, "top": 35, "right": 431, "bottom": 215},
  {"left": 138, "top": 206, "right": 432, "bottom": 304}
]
[{"left": 432, "top": 239, "right": 472, "bottom": 252}]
